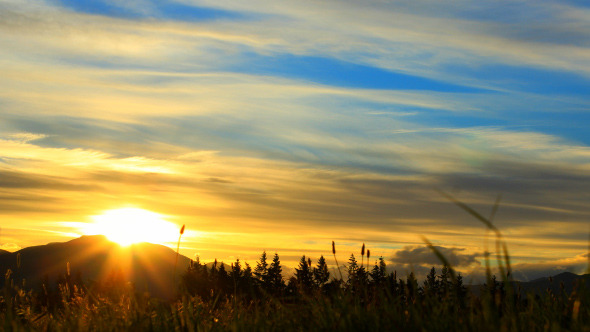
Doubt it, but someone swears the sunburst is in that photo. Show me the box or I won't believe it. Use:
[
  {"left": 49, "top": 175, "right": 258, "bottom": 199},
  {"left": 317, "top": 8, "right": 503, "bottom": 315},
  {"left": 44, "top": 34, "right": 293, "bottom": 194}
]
[{"left": 82, "top": 208, "right": 181, "bottom": 246}]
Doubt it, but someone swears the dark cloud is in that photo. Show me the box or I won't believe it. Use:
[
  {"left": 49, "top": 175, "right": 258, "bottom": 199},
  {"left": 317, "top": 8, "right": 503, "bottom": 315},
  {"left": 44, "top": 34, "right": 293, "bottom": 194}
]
[
  {"left": 207, "top": 177, "right": 233, "bottom": 184},
  {"left": 442, "top": 160, "right": 590, "bottom": 196},
  {"left": 0, "top": 170, "right": 99, "bottom": 191},
  {"left": 390, "top": 245, "right": 480, "bottom": 268}
]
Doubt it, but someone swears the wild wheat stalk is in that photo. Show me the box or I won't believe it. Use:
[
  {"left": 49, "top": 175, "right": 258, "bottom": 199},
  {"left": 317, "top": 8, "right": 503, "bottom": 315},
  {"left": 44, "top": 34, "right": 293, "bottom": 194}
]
[
  {"left": 173, "top": 224, "right": 186, "bottom": 289},
  {"left": 361, "top": 243, "right": 365, "bottom": 270},
  {"left": 332, "top": 241, "right": 343, "bottom": 281}
]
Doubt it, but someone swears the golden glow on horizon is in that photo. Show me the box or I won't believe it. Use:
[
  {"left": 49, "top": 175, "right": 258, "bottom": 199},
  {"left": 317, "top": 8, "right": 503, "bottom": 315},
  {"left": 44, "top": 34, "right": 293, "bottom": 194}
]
[{"left": 81, "top": 208, "right": 181, "bottom": 246}]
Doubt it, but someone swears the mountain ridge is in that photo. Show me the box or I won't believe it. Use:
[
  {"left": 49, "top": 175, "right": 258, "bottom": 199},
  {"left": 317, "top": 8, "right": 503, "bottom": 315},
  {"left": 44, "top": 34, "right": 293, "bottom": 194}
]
[{"left": 0, "top": 235, "right": 192, "bottom": 299}]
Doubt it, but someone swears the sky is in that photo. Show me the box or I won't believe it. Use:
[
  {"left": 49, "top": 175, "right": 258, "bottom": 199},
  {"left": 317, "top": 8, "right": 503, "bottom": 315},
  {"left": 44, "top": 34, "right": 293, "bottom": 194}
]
[{"left": 0, "top": 0, "right": 589, "bottom": 282}]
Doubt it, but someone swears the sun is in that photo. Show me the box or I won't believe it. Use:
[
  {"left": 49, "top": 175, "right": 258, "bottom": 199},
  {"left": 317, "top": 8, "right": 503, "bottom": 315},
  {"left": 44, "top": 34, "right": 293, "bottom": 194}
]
[{"left": 82, "top": 208, "right": 181, "bottom": 246}]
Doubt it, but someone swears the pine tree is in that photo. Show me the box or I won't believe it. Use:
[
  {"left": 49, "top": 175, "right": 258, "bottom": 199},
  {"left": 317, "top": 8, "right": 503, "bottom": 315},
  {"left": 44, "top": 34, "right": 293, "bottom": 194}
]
[
  {"left": 387, "top": 270, "right": 399, "bottom": 295},
  {"left": 209, "top": 259, "right": 218, "bottom": 285},
  {"left": 295, "top": 255, "right": 313, "bottom": 293},
  {"left": 241, "top": 262, "right": 254, "bottom": 296},
  {"left": 182, "top": 256, "right": 211, "bottom": 298},
  {"left": 454, "top": 272, "right": 467, "bottom": 305},
  {"left": 267, "top": 253, "right": 285, "bottom": 295},
  {"left": 243, "top": 262, "right": 253, "bottom": 280},
  {"left": 370, "top": 257, "right": 387, "bottom": 285},
  {"left": 356, "top": 266, "right": 369, "bottom": 287},
  {"left": 313, "top": 255, "right": 330, "bottom": 287},
  {"left": 406, "top": 272, "right": 419, "bottom": 301},
  {"left": 438, "top": 265, "right": 452, "bottom": 298},
  {"left": 347, "top": 254, "right": 359, "bottom": 283},
  {"left": 254, "top": 251, "right": 269, "bottom": 287},
  {"left": 347, "top": 253, "right": 369, "bottom": 292},
  {"left": 424, "top": 266, "right": 438, "bottom": 295},
  {"left": 230, "top": 258, "right": 242, "bottom": 294},
  {"left": 217, "top": 262, "right": 230, "bottom": 294},
  {"left": 230, "top": 258, "right": 242, "bottom": 280}
]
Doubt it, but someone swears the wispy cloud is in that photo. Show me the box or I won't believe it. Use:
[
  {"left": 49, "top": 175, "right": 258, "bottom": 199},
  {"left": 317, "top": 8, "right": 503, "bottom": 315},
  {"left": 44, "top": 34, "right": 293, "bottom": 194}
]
[{"left": 0, "top": 0, "right": 588, "bottom": 271}]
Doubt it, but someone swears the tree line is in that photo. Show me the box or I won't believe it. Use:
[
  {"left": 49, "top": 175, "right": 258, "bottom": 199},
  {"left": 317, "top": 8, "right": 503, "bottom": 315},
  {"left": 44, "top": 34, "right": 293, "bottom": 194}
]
[{"left": 181, "top": 251, "right": 470, "bottom": 306}]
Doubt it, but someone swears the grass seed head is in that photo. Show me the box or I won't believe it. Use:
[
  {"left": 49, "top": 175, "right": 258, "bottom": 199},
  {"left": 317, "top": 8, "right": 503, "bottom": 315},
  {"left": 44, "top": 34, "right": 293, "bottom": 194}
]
[{"left": 332, "top": 241, "right": 336, "bottom": 254}]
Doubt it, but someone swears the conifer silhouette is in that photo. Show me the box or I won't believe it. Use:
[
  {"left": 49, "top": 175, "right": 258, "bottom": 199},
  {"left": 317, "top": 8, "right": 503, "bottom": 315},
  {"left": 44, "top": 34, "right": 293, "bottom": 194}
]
[
  {"left": 267, "top": 253, "right": 284, "bottom": 295},
  {"left": 313, "top": 255, "right": 330, "bottom": 288},
  {"left": 295, "top": 255, "right": 313, "bottom": 293}
]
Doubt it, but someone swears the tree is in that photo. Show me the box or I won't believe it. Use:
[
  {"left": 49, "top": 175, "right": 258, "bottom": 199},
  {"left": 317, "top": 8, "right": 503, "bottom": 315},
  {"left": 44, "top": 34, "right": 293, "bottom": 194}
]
[
  {"left": 295, "top": 255, "right": 313, "bottom": 293},
  {"left": 267, "top": 253, "right": 285, "bottom": 295},
  {"left": 230, "top": 258, "right": 242, "bottom": 294},
  {"left": 347, "top": 254, "right": 369, "bottom": 290},
  {"left": 387, "top": 270, "right": 399, "bottom": 296},
  {"left": 182, "top": 256, "right": 210, "bottom": 298},
  {"left": 313, "top": 255, "right": 330, "bottom": 287},
  {"left": 254, "top": 251, "right": 269, "bottom": 287},
  {"left": 423, "top": 267, "right": 439, "bottom": 295},
  {"left": 453, "top": 272, "right": 467, "bottom": 305},
  {"left": 230, "top": 258, "right": 242, "bottom": 280},
  {"left": 438, "top": 265, "right": 452, "bottom": 297},
  {"left": 406, "top": 272, "right": 419, "bottom": 301},
  {"left": 243, "top": 262, "right": 253, "bottom": 280},
  {"left": 238, "top": 262, "right": 256, "bottom": 297},
  {"left": 217, "top": 262, "right": 230, "bottom": 294},
  {"left": 370, "top": 257, "right": 387, "bottom": 285},
  {"left": 347, "top": 254, "right": 359, "bottom": 284}
]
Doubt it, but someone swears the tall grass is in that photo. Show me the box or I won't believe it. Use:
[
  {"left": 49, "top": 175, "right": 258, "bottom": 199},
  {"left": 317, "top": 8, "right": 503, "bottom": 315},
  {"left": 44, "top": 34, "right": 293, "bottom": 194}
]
[{"left": 173, "top": 224, "right": 185, "bottom": 289}]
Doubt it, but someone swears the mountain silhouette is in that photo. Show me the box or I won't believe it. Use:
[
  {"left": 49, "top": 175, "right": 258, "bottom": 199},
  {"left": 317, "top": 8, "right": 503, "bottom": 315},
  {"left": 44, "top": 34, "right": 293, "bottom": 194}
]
[
  {"left": 0, "top": 235, "right": 191, "bottom": 299},
  {"left": 519, "top": 271, "right": 590, "bottom": 295},
  {"left": 467, "top": 271, "right": 590, "bottom": 296}
]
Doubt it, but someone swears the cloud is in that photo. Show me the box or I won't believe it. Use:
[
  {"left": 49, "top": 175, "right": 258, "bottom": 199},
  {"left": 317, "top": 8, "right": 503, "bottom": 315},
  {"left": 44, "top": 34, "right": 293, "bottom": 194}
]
[
  {"left": 390, "top": 245, "right": 480, "bottom": 268},
  {"left": 173, "top": 0, "right": 590, "bottom": 77},
  {"left": 0, "top": 170, "right": 99, "bottom": 191},
  {"left": 5, "top": 133, "right": 47, "bottom": 143},
  {"left": 0, "top": 126, "right": 588, "bottom": 268},
  {"left": 0, "top": 0, "right": 589, "bottom": 270}
]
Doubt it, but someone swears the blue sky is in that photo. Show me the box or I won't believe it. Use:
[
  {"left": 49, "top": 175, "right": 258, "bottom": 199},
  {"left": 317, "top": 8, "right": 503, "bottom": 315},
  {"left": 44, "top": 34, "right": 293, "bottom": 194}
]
[{"left": 0, "top": 0, "right": 589, "bottom": 280}]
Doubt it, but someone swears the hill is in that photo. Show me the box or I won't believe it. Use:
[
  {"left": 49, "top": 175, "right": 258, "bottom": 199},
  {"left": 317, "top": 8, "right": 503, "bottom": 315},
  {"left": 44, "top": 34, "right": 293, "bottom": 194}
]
[
  {"left": 0, "top": 235, "right": 191, "bottom": 299},
  {"left": 519, "top": 271, "right": 590, "bottom": 295},
  {"left": 468, "top": 271, "right": 590, "bottom": 296}
]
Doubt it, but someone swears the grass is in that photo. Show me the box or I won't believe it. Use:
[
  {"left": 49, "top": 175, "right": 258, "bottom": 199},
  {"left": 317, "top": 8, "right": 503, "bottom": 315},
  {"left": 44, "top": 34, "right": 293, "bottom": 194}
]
[
  {"left": 2, "top": 272, "right": 588, "bottom": 331},
  {"left": 1, "top": 196, "right": 589, "bottom": 331}
]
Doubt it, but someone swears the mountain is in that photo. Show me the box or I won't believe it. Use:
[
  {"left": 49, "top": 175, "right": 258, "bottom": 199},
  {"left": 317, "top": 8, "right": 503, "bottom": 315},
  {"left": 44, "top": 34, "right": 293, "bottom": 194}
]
[
  {"left": 519, "top": 272, "right": 590, "bottom": 295},
  {"left": 0, "top": 235, "right": 192, "bottom": 299},
  {"left": 468, "top": 272, "right": 590, "bottom": 296}
]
